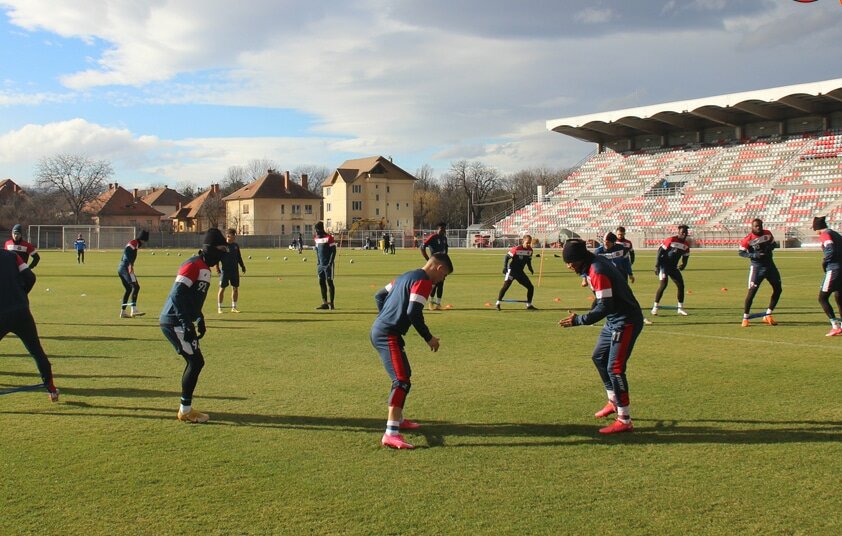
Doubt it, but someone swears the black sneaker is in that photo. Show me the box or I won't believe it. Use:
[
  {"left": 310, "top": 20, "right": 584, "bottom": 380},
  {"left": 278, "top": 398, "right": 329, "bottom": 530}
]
[
  {"left": 526, "top": 305, "right": 538, "bottom": 310},
  {"left": 315, "top": 303, "right": 330, "bottom": 310},
  {"left": 328, "top": 303, "right": 335, "bottom": 310}
]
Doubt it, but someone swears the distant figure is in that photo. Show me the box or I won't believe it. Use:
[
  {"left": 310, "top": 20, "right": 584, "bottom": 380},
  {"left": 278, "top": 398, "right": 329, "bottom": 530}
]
[
  {"left": 217, "top": 229, "right": 246, "bottom": 314},
  {"left": 74, "top": 233, "right": 87, "bottom": 264},
  {"left": 382, "top": 232, "right": 391, "bottom": 255},
  {"left": 297, "top": 232, "right": 304, "bottom": 254},
  {"left": 118, "top": 229, "right": 149, "bottom": 318},
  {"left": 314, "top": 221, "right": 337, "bottom": 310},
  {"left": 738, "top": 219, "right": 781, "bottom": 327},
  {"left": 420, "top": 222, "right": 449, "bottom": 310},
  {"left": 652, "top": 225, "right": 690, "bottom": 316},
  {"left": 813, "top": 216, "right": 842, "bottom": 337},
  {"left": 5, "top": 224, "right": 40, "bottom": 269}
]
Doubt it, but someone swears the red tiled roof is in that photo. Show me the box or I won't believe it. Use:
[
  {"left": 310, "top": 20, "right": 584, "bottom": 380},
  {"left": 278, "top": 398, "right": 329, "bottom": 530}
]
[
  {"left": 85, "top": 185, "right": 164, "bottom": 217},
  {"left": 323, "top": 156, "right": 416, "bottom": 187},
  {"left": 223, "top": 171, "right": 322, "bottom": 201}
]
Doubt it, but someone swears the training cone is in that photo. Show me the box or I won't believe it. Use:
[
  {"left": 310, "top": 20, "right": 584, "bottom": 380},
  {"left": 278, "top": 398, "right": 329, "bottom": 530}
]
[
  {"left": 721, "top": 287, "right": 728, "bottom": 292},
  {"left": 445, "top": 304, "right": 452, "bottom": 309},
  {"left": 553, "top": 297, "right": 561, "bottom": 302},
  {"left": 687, "top": 290, "right": 693, "bottom": 295},
  {"left": 484, "top": 302, "right": 492, "bottom": 308}
]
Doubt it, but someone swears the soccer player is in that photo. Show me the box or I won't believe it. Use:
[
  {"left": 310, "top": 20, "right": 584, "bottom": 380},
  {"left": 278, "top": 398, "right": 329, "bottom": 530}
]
[
  {"left": 297, "top": 232, "right": 304, "bottom": 254},
  {"left": 652, "top": 224, "right": 690, "bottom": 316},
  {"left": 496, "top": 234, "right": 537, "bottom": 310},
  {"left": 738, "top": 219, "right": 782, "bottom": 327},
  {"left": 382, "top": 232, "right": 391, "bottom": 255},
  {"left": 0, "top": 249, "right": 59, "bottom": 402},
  {"left": 420, "top": 222, "right": 449, "bottom": 310},
  {"left": 5, "top": 224, "right": 40, "bottom": 269},
  {"left": 314, "top": 221, "right": 337, "bottom": 310},
  {"left": 159, "top": 228, "right": 228, "bottom": 423},
  {"left": 813, "top": 216, "right": 842, "bottom": 336},
  {"left": 595, "top": 232, "right": 634, "bottom": 283},
  {"left": 217, "top": 229, "right": 246, "bottom": 314},
  {"left": 559, "top": 239, "right": 643, "bottom": 434},
  {"left": 118, "top": 229, "right": 149, "bottom": 318},
  {"left": 615, "top": 226, "right": 635, "bottom": 265},
  {"left": 74, "top": 233, "right": 87, "bottom": 264},
  {"left": 372, "top": 252, "right": 454, "bottom": 449}
]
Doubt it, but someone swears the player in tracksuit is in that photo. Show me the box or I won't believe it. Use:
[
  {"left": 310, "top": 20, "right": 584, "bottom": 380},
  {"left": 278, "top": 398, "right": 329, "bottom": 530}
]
[
  {"left": 615, "top": 226, "right": 635, "bottom": 266},
  {"left": 652, "top": 224, "right": 690, "bottom": 316},
  {"left": 314, "top": 221, "right": 337, "bottom": 310},
  {"left": 496, "top": 235, "right": 536, "bottom": 310},
  {"left": 420, "top": 222, "right": 449, "bottom": 310},
  {"left": 5, "top": 224, "right": 40, "bottom": 269},
  {"left": 595, "top": 232, "right": 634, "bottom": 283},
  {"left": 371, "top": 252, "right": 453, "bottom": 449},
  {"left": 738, "top": 219, "right": 782, "bottom": 327},
  {"left": 216, "top": 228, "right": 246, "bottom": 314},
  {"left": 74, "top": 234, "right": 87, "bottom": 264},
  {"left": 812, "top": 216, "right": 842, "bottom": 337},
  {"left": 160, "top": 228, "right": 228, "bottom": 423},
  {"left": 559, "top": 239, "right": 643, "bottom": 434},
  {"left": 118, "top": 230, "right": 149, "bottom": 318},
  {"left": 0, "top": 249, "right": 58, "bottom": 402}
]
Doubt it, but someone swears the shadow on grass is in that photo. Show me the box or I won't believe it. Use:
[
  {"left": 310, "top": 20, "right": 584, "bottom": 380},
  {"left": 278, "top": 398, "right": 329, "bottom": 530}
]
[
  {"left": 58, "top": 387, "right": 247, "bottom": 400},
  {"left": 2, "top": 353, "right": 120, "bottom": 359},
  {"left": 0, "top": 371, "right": 161, "bottom": 379},
  {"left": 41, "top": 335, "right": 158, "bottom": 342}
]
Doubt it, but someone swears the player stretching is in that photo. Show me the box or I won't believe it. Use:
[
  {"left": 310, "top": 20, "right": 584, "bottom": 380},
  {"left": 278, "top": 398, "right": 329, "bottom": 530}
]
[
  {"left": 559, "top": 239, "right": 643, "bottom": 434},
  {"left": 420, "top": 222, "right": 449, "bottom": 310},
  {"left": 118, "top": 230, "right": 149, "bottom": 318},
  {"left": 812, "top": 216, "right": 842, "bottom": 336},
  {"left": 314, "top": 221, "right": 337, "bottom": 310},
  {"left": 217, "top": 229, "right": 246, "bottom": 314},
  {"left": 160, "top": 228, "right": 228, "bottom": 423},
  {"left": 372, "top": 252, "right": 453, "bottom": 449},
  {"left": 496, "top": 234, "right": 537, "bottom": 310},
  {"left": 652, "top": 224, "right": 690, "bottom": 316},
  {"left": 0, "top": 250, "right": 59, "bottom": 402},
  {"left": 738, "top": 219, "right": 781, "bottom": 327},
  {"left": 5, "top": 224, "right": 40, "bottom": 269}
]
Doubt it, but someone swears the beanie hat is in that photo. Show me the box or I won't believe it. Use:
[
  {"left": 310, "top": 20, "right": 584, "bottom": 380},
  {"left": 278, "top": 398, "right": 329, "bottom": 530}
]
[
  {"left": 136, "top": 229, "right": 150, "bottom": 242},
  {"left": 12, "top": 224, "right": 22, "bottom": 233},
  {"left": 202, "top": 228, "right": 226, "bottom": 247},
  {"left": 812, "top": 216, "right": 827, "bottom": 231},
  {"left": 562, "top": 239, "right": 589, "bottom": 263},
  {"left": 604, "top": 232, "right": 617, "bottom": 243}
]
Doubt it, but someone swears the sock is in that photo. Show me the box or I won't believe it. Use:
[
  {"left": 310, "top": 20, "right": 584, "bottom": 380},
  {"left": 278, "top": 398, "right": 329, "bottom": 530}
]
[
  {"left": 832, "top": 319, "right": 841, "bottom": 329},
  {"left": 677, "top": 302, "right": 684, "bottom": 309},
  {"left": 180, "top": 403, "right": 192, "bottom": 414},
  {"left": 496, "top": 300, "right": 501, "bottom": 305},
  {"left": 743, "top": 313, "right": 749, "bottom": 320},
  {"left": 652, "top": 302, "right": 659, "bottom": 308},
  {"left": 386, "top": 420, "right": 400, "bottom": 436},
  {"left": 232, "top": 301, "right": 237, "bottom": 308},
  {"left": 606, "top": 390, "right": 617, "bottom": 405},
  {"left": 617, "top": 406, "right": 631, "bottom": 423},
  {"left": 218, "top": 302, "right": 223, "bottom": 308},
  {"left": 766, "top": 308, "right": 773, "bottom": 315}
]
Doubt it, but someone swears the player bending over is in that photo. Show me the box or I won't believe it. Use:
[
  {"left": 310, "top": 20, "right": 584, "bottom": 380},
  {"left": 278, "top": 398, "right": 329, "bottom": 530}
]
[{"left": 496, "top": 234, "right": 537, "bottom": 310}]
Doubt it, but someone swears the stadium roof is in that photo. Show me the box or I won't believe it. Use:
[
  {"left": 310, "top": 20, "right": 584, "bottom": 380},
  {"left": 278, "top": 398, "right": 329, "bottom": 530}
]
[{"left": 547, "top": 78, "right": 842, "bottom": 144}]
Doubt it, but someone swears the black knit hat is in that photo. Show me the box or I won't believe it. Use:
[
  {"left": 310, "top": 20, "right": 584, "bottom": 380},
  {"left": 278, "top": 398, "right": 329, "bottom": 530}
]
[
  {"left": 812, "top": 216, "right": 827, "bottom": 231},
  {"left": 12, "top": 223, "right": 22, "bottom": 233},
  {"left": 202, "top": 228, "right": 226, "bottom": 247},
  {"left": 562, "top": 239, "right": 589, "bottom": 263},
  {"left": 136, "top": 229, "right": 149, "bottom": 242},
  {"left": 604, "top": 232, "right": 617, "bottom": 243}
]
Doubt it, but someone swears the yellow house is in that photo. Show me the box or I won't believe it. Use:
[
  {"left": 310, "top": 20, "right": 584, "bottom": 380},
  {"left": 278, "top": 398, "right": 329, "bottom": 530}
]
[
  {"left": 322, "top": 156, "right": 416, "bottom": 232},
  {"left": 223, "top": 170, "right": 322, "bottom": 237},
  {"left": 170, "top": 184, "right": 225, "bottom": 233}
]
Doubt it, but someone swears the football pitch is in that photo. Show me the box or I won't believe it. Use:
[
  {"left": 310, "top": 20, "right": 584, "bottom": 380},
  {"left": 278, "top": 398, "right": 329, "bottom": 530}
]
[{"left": 1, "top": 246, "right": 840, "bottom": 535}]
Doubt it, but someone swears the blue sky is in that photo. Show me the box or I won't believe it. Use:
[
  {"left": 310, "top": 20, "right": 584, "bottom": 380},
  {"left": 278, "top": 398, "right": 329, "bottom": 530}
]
[{"left": 1, "top": 0, "right": 841, "bottom": 188}]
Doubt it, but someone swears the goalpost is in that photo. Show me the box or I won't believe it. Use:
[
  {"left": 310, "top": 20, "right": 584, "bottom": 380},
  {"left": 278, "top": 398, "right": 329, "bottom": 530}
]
[{"left": 27, "top": 225, "right": 136, "bottom": 251}]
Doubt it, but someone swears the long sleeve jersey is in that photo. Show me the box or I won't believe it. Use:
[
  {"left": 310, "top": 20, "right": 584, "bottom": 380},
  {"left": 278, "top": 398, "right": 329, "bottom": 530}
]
[
  {"left": 5, "top": 239, "right": 39, "bottom": 268},
  {"left": 0, "top": 250, "right": 35, "bottom": 314},
  {"left": 372, "top": 268, "right": 434, "bottom": 341},
  {"left": 656, "top": 236, "right": 690, "bottom": 271},
  {"left": 504, "top": 245, "right": 534, "bottom": 274},
  {"left": 421, "top": 233, "right": 448, "bottom": 256},
  {"left": 220, "top": 242, "right": 246, "bottom": 272},
  {"left": 617, "top": 237, "right": 635, "bottom": 264},
  {"left": 594, "top": 243, "right": 633, "bottom": 276},
  {"left": 159, "top": 256, "right": 212, "bottom": 327},
  {"left": 314, "top": 233, "right": 337, "bottom": 267},
  {"left": 738, "top": 230, "right": 777, "bottom": 266},
  {"left": 819, "top": 228, "right": 842, "bottom": 272},
  {"left": 118, "top": 239, "right": 140, "bottom": 271},
  {"left": 573, "top": 256, "right": 643, "bottom": 329}
]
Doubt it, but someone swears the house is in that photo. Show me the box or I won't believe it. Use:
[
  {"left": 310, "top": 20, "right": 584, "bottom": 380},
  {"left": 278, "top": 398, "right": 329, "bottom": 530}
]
[
  {"left": 0, "top": 178, "right": 27, "bottom": 203},
  {"left": 321, "top": 156, "right": 415, "bottom": 232},
  {"left": 223, "top": 170, "right": 322, "bottom": 236},
  {"left": 170, "top": 184, "right": 225, "bottom": 233},
  {"left": 141, "top": 186, "right": 189, "bottom": 231},
  {"left": 84, "top": 183, "right": 164, "bottom": 230}
]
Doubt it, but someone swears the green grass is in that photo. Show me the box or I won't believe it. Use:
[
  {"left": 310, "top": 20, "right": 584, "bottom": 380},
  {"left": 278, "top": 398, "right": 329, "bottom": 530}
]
[{"left": 1, "top": 246, "right": 840, "bottom": 535}]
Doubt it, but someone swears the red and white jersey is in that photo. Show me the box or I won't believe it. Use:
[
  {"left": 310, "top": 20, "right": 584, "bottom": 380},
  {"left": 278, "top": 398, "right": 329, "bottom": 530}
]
[
  {"left": 739, "top": 230, "right": 775, "bottom": 264},
  {"left": 5, "top": 239, "right": 37, "bottom": 263},
  {"left": 506, "top": 245, "right": 533, "bottom": 272},
  {"left": 617, "top": 238, "right": 633, "bottom": 253}
]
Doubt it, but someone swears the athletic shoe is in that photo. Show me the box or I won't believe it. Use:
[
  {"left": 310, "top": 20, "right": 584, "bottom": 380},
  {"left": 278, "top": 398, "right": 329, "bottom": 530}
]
[
  {"left": 315, "top": 304, "right": 330, "bottom": 310},
  {"left": 825, "top": 327, "right": 842, "bottom": 337},
  {"left": 495, "top": 302, "right": 501, "bottom": 311},
  {"left": 676, "top": 308, "right": 688, "bottom": 316},
  {"left": 741, "top": 319, "right": 750, "bottom": 328},
  {"left": 120, "top": 310, "right": 131, "bottom": 319},
  {"left": 594, "top": 402, "right": 616, "bottom": 419},
  {"left": 48, "top": 389, "right": 60, "bottom": 403},
  {"left": 381, "top": 433, "right": 415, "bottom": 449},
  {"left": 218, "top": 307, "right": 224, "bottom": 314},
  {"left": 643, "top": 318, "right": 653, "bottom": 325},
  {"left": 599, "top": 419, "right": 634, "bottom": 434},
  {"left": 177, "top": 408, "right": 209, "bottom": 423},
  {"left": 651, "top": 307, "right": 658, "bottom": 316},
  {"left": 130, "top": 310, "right": 146, "bottom": 318},
  {"left": 328, "top": 303, "right": 335, "bottom": 310},
  {"left": 526, "top": 305, "right": 538, "bottom": 310},
  {"left": 762, "top": 315, "right": 777, "bottom": 326},
  {"left": 399, "top": 419, "right": 421, "bottom": 430},
  {"left": 428, "top": 302, "right": 435, "bottom": 311},
  {"left": 230, "top": 307, "right": 241, "bottom": 313},
  {"left": 434, "top": 304, "right": 442, "bottom": 311}
]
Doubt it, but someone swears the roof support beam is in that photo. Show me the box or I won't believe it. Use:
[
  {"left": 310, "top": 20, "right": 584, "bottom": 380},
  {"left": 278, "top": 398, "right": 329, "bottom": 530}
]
[{"left": 688, "top": 107, "right": 740, "bottom": 128}]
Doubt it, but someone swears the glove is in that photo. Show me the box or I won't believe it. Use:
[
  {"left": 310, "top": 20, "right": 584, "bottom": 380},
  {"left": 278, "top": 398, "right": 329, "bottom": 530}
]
[
  {"left": 181, "top": 322, "right": 197, "bottom": 342},
  {"left": 241, "top": 267, "right": 246, "bottom": 274},
  {"left": 678, "top": 265, "right": 685, "bottom": 271},
  {"left": 197, "top": 318, "right": 206, "bottom": 339}
]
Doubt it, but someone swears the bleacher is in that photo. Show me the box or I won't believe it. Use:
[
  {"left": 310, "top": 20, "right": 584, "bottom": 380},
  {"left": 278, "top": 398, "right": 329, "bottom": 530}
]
[{"left": 495, "top": 130, "right": 842, "bottom": 242}]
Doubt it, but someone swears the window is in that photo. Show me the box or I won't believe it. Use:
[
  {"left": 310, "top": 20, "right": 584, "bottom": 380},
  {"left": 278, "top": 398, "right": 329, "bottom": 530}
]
[
  {"left": 352, "top": 201, "right": 362, "bottom": 211},
  {"left": 352, "top": 185, "right": 362, "bottom": 193},
  {"left": 326, "top": 202, "right": 332, "bottom": 212},
  {"left": 147, "top": 220, "right": 152, "bottom": 228},
  {"left": 325, "top": 187, "right": 331, "bottom": 196},
  {"left": 376, "top": 194, "right": 379, "bottom": 201},
  {"left": 293, "top": 225, "right": 301, "bottom": 233},
  {"left": 304, "top": 204, "right": 313, "bottom": 215},
  {"left": 292, "top": 204, "right": 301, "bottom": 215},
  {"left": 242, "top": 224, "right": 249, "bottom": 235},
  {"left": 280, "top": 204, "right": 285, "bottom": 214},
  {"left": 305, "top": 224, "right": 313, "bottom": 234},
  {"left": 281, "top": 224, "right": 285, "bottom": 235},
  {"left": 395, "top": 203, "right": 399, "bottom": 210},
  {"left": 243, "top": 204, "right": 250, "bottom": 214},
  {"left": 387, "top": 186, "right": 390, "bottom": 193},
  {"left": 375, "top": 208, "right": 380, "bottom": 216},
  {"left": 326, "top": 219, "right": 332, "bottom": 228}
]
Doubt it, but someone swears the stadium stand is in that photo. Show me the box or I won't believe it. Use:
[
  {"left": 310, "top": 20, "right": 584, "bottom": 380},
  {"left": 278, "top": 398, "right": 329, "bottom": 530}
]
[{"left": 494, "top": 79, "right": 842, "bottom": 246}]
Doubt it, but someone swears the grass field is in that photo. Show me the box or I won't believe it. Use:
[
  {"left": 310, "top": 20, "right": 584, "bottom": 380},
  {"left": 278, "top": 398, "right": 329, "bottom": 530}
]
[{"left": 1, "top": 245, "right": 840, "bottom": 535}]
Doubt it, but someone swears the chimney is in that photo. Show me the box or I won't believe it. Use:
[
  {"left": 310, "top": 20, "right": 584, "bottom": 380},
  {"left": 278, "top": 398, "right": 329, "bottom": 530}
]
[
  {"left": 12, "top": 183, "right": 19, "bottom": 193},
  {"left": 133, "top": 188, "right": 139, "bottom": 200},
  {"left": 301, "top": 174, "right": 308, "bottom": 190},
  {"left": 176, "top": 202, "right": 182, "bottom": 211},
  {"left": 284, "top": 170, "right": 290, "bottom": 192},
  {"left": 211, "top": 184, "right": 219, "bottom": 194}
]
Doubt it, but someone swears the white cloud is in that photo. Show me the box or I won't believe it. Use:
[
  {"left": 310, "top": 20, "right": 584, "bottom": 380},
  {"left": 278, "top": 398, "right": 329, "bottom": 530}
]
[{"left": 575, "top": 8, "right": 615, "bottom": 25}]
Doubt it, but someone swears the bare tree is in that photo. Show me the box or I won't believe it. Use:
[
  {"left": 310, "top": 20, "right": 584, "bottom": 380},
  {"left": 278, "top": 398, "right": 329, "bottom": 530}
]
[
  {"left": 220, "top": 165, "right": 248, "bottom": 196},
  {"left": 293, "top": 165, "right": 331, "bottom": 194},
  {"left": 442, "top": 160, "right": 501, "bottom": 225},
  {"left": 245, "top": 158, "right": 278, "bottom": 181},
  {"left": 176, "top": 181, "right": 198, "bottom": 200},
  {"left": 198, "top": 190, "right": 226, "bottom": 229},
  {"left": 35, "top": 154, "right": 112, "bottom": 224},
  {"left": 413, "top": 164, "right": 442, "bottom": 229},
  {"left": 504, "top": 167, "right": 571, "bottom": 206}
]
